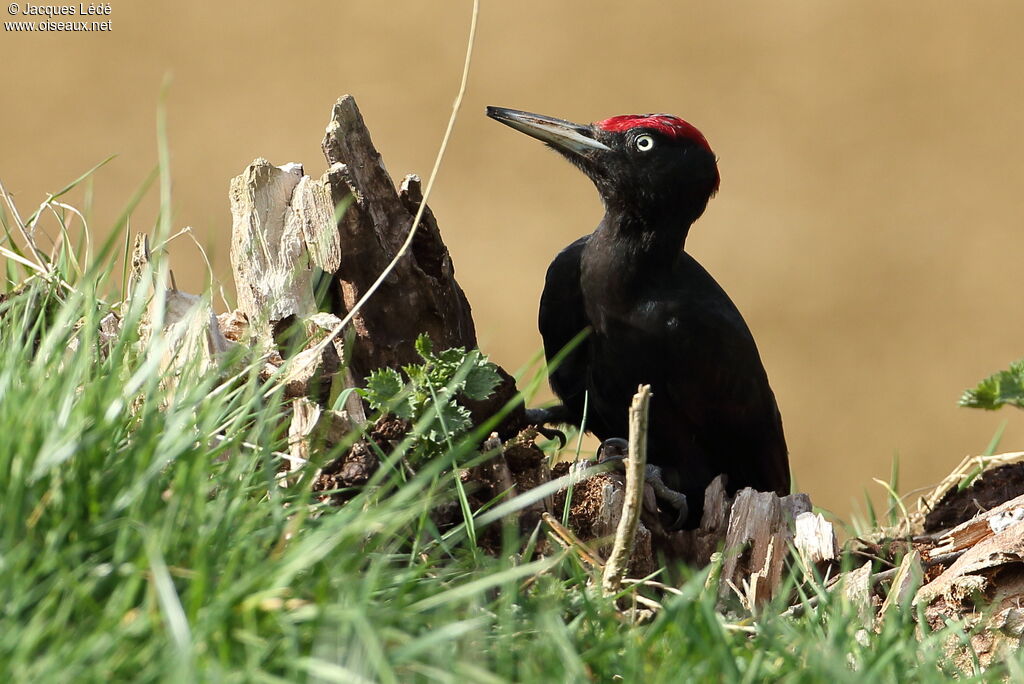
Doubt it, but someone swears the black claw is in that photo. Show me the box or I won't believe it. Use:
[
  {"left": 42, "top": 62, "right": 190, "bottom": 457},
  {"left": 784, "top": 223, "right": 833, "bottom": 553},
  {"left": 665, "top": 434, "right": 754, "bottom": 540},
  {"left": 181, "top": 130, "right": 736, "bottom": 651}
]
[
  {"left": 536, "top": 425, "right": 567, "bottom": 448},
  {"left": 668, "top": 500, "right": 690, "bottom": 531},
  {"left": 523, "top": 406, "right": 570, "bottom": 448},
  {"left": 593, "top": 439, "right": 690, "bottom": 528},
  {"left": 645, "top": 464, "right": 689, "bottom": 531}
]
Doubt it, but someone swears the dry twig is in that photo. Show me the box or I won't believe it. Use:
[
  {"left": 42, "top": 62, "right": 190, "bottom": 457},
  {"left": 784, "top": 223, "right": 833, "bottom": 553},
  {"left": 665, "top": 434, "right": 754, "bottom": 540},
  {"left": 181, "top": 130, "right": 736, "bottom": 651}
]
[{"left": 602, "top": 384, "right": 651, "bottom": 595}]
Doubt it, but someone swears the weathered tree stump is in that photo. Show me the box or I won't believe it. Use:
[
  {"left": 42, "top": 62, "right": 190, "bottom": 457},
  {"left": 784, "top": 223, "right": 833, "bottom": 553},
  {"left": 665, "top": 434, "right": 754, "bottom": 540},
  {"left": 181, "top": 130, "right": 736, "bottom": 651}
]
[
  {"left": 226, "top": 94, "right": 536, "bottom": 512},
  {"left": 228, "top": 96, "right": 478, "bottom": 364},
  {"left": 229, "top": 95, "right": 522, "bottom": 431},
  {"left": 319, "top": 97, "right": 477, "bottom": 380}
]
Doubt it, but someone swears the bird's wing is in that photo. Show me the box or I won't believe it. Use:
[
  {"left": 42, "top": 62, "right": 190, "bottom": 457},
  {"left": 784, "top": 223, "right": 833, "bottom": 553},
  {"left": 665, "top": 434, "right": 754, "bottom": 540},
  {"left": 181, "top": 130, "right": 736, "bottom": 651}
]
[
  {"left": 537, "top": 235, "right": 592, "bottom": 425},
  {"left": 667, "top": 328, "right": 789, "bottom": 495},
  {"left": 654, "top": 261, "right": 790, "bottom": 495}
]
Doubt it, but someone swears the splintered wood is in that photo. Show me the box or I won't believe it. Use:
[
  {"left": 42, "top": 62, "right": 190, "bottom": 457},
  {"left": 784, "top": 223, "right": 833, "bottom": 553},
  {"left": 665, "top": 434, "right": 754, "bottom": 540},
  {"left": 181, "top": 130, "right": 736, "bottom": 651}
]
[
  {"left": 229, "top": 160, "right": 339, "bottom": 335},
  {"left": 790, "top": 452, "right": 1024, "bottom": 670},
  {"left": 928, "top": 493, "right": 1024, "bottom": 557},
  {"left": 225, "top": 95, "right": 535, "bottom": 492},
  {"left": 228, "top": 95, "right": 477, "bottom": 376},
  {"left": 715, "top": 489, "right": 812, "bottom": 606},
  {"left": 319, "top": 96, "right": 477, "bottom": 382},
  {"left": 794, "top": 511, "right": 840, "bottom": 568},
  {"left": 122, "top": 234, "right": 234, "bottom": 382}
]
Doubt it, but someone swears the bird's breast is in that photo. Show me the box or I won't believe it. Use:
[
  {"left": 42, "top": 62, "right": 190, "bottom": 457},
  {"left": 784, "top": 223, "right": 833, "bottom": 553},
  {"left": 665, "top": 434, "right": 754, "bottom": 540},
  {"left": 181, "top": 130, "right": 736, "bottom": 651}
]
[{"left": 583, "top": 286, "right": 687, "bottom": 339}]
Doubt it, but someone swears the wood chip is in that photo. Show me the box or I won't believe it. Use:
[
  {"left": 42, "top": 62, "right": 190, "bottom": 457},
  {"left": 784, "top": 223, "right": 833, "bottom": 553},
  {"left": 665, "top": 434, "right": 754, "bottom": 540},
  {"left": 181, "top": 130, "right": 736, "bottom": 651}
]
[
  {"left": 929, "top": 493, "right": 1024, "bottom": 558},
  {"left": 794, "top": 511, "right": 840, "bottom": 567},
  {"left": 879, "top": 550, "right": 923, "bottom": 619},
  {"left": 915, "top": 520, "right": 1024, "bottom": 606}
]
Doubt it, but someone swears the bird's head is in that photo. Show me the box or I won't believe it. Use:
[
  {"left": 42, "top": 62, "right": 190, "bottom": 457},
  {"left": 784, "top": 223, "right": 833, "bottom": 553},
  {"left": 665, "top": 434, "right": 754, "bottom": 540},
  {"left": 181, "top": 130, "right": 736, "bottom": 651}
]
[{"left": 487, "top": 106, "right": 720, "bottom": 225}]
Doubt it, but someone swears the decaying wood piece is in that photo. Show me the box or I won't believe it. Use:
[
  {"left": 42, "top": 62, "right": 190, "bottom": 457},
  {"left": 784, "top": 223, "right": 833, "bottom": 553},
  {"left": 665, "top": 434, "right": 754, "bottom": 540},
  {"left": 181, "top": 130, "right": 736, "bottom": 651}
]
[
  {"left": 160, "top": 288, "right": 233, "bottom": 359},
  {"left": 288, "top": 398, "right": 356, "bottom": 466},
  {"left": 794, "top": 511, "right": 840, "bottom": 572},
  {"left": 126, "top": 233, "right": 234, "bottom": 379},
  {"left": 229, "top": 160, "right": 338, "bottom": 338},
  {"left": 217, "top": 309, "right": 248, "bottom": 343},
  {"left": 781, "top": 493, "right": 813, "bottom": 520},
  {"left": 228, "top": 94, "right": 524, "bottom": 446},
  {"left": 276, "top": 343, "right": 341, "bottom": 404},
  {"left": 464, "top": 434, "right": 518, "bottom": 521},
  {"left": 307, "top": 312, "right": 367, "bottom": 421},
  {"left": 320, "top": 95, "right": 477, "bottom": 384},
  {"left": 928, "top": 492, "right": 1024, "bottom": 558},
  {"left": 915, "top": 518, "right": 1024, "bottom": 607},
  {"left": 221, "top": 95, "right": 560, "bottom": 564},
  {"left": 719, "top": 489, "right": 785, "bottom": 605},
  {"left": 306, "top": 414, "right": 412, "bottom": 504},
  {"left": 509, "top": 439, "right": 552, "bottom": 518},
  {"left": 453, "top": 428, "right": 554, "bottom": 550},
  {"left": 717, "top": 488, "right": 811, "bottom": 605},
  {"left": 671, "top": 475, "right": 730, "bottom": 565},
  {"left": 285, "top": 398, "right": 323, "bottom": 485},
  {"left": 778, "top": 454, "right": 1024, "bottom": 670},
  {"left": 781, "top": 453, "right": 1024, "bottom": 664},
  {"left": 840, "top": 561, "right": 876, "bottom": 625},
  {"left": 879, "top": 550, "right": 922, "bottom": 619}
]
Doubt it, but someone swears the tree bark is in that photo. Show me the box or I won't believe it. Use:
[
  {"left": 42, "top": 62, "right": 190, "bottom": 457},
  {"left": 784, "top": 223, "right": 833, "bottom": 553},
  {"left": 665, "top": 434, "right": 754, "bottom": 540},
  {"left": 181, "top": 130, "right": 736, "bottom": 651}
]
[{"left": 320, "top": 95, "right": 477, "bottom": 384}]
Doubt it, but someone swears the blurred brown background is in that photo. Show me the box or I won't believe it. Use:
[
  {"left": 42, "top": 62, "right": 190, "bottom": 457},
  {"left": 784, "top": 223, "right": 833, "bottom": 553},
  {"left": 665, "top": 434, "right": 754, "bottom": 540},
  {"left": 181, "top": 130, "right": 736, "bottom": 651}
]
[{"left": 3, "top": 1, "right": 1023, "bottom": 521}]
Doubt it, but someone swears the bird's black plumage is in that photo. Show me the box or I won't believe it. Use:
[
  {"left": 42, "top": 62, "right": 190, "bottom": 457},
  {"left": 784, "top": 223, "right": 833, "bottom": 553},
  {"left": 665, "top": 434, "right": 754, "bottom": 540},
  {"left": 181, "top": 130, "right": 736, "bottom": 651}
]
[{"left": 488, "top": 107, "right": 790, "bottom": 526}]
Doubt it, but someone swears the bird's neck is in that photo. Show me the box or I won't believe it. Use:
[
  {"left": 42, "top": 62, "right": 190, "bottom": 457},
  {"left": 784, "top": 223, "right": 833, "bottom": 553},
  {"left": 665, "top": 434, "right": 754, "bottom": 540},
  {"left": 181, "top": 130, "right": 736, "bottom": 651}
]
[
  {"left": 582, "top": 211, "right": 691, "bottom": 305},
  {"left": 598, "top": 209, "right": 692, "bottom": 269}
]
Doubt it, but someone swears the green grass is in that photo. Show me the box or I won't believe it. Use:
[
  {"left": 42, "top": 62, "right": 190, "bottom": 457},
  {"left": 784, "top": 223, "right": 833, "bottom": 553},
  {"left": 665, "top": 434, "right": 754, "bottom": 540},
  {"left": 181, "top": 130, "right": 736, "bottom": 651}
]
[{"left": 0, "top": 166, "right": 1019, "bottom": 682}]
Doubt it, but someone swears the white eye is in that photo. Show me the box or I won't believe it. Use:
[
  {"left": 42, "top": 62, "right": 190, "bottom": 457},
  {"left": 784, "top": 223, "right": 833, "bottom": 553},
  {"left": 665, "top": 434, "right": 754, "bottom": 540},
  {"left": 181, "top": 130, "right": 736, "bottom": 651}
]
[{"left": 635, "top": 134, "right": 655, "bottom": 152}]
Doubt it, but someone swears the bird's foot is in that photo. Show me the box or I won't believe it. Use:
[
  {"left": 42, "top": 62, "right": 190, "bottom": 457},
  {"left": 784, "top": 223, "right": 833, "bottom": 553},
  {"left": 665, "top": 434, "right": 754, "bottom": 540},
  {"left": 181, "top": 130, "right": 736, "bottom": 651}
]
[
  {"left": 596, "top": 438, "right": 689, "bottom": 530},
  {"left": 523, "top": 407, "right": 568, "bottom": 448},
  {"left": 645, "top": 465, "right": 689, "bottom": 530},
  {"left": 596, "top": 437, "right": 629, "bottom": 465}
]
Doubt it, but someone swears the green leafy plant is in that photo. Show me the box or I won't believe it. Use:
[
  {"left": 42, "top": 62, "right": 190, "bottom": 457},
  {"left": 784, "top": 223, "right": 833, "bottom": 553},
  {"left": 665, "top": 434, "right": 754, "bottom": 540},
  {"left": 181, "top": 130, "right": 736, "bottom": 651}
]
[
  {"left": 362, "top": 333, "right": 500, "bottom": 457},
  {"left": 960, "top": 359, "right": 1024, "bottom": 410}
]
